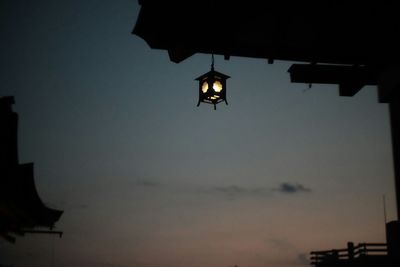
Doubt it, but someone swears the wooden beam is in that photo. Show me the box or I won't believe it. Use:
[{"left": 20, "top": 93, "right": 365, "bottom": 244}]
[
  {"left": 339, "top": 83, "right": 364, "bottom": 97},
  {"left": 288, "top": 64, "right": 378, "bottom": 97}
]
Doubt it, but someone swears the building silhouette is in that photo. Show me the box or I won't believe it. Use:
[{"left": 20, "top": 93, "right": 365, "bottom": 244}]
[{"left": 0, "top": 96, "right": 63, "bottom": 243}]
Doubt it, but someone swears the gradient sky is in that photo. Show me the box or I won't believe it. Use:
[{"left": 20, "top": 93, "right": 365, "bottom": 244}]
[{"left": 0, "top": 1, "right": 397, "bottom": 267}]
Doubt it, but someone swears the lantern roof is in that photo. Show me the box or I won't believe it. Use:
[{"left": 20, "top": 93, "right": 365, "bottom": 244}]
[{"left": 195, "top": 69, "right": 230, "bottom": 81}]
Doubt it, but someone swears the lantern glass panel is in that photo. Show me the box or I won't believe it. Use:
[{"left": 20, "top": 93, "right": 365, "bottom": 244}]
[
  {"left": 212, "top": 80, "right": 223, "bottom": 92},
  {"left": 201, "top": 81, "right": 209, "bottom": 93}
]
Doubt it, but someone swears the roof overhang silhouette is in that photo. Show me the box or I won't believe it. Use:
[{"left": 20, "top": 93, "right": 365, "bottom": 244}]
[
  {"left": 133, "top": 1, "right": 400, "bottom": 64},
  {"left": 133, "top": 1, "right": 400, "bottom": 100}
]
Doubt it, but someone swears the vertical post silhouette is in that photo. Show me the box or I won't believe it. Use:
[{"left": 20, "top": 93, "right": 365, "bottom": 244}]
[{"left": 389, "top": 96, "right": 400, "bottom": 220}]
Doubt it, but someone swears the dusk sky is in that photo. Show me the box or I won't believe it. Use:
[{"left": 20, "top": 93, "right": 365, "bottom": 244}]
[{"left": 0, "top": 1, "right": 397, "bottom": 267}]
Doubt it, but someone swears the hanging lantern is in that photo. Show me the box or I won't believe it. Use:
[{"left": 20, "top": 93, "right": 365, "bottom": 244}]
[{"left": 195, "top": 55, "right": 230, "bottom": 110}]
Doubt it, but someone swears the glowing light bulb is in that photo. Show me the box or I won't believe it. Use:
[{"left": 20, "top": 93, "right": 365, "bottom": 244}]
[
  {"left": 201, "top": 81, "right": 208, "bottom": 93},
  {"left": 212, "top": 80, "right": 222, "bottom": 92}
]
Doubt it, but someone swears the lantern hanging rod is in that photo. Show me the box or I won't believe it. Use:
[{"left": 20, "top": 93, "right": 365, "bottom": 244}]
[{"left": 211, "top": 54, "right": 214, "bottom": 70}]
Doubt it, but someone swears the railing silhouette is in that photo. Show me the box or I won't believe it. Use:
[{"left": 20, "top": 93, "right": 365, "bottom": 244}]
[{"left": 310, "top": 242, "right": 388, "bottom": 266}]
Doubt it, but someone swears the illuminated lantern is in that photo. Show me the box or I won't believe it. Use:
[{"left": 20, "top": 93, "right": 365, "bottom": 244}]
[{"left": 195, "top": 55, "right": 230, "bottom": 110}]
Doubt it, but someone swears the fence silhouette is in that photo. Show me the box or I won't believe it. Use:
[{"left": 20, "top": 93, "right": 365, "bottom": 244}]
[{"left": 310, "top": 242, "right": 388, "bottom": 266}]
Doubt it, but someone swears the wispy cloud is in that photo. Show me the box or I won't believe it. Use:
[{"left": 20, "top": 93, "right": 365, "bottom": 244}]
[
  {"left": 135, "top": 179, "right": 160, "bottom": 188},
  {"left": 267, "top": 238, "right": 297, "bottom": 251},
  {"left": 274, "top": 182, "right": 311, "bottom": 194},
  {"left": 211, "top": 182, "right": 311, "bottom": 199},
  {"left": 297, "top": 253, "right": 310, "bottom": 265},
  {"left": 65, "top": 259, "right": 134, "bottom": 267},
  {"left": 266, "top": 239, "right": 310, "bottom": 265},
  {"left": 213, "top": 185, "right": 270, "bottom": 198},
  {"left": 130, "top": 179, "right": 311, "bottom": 199}
]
